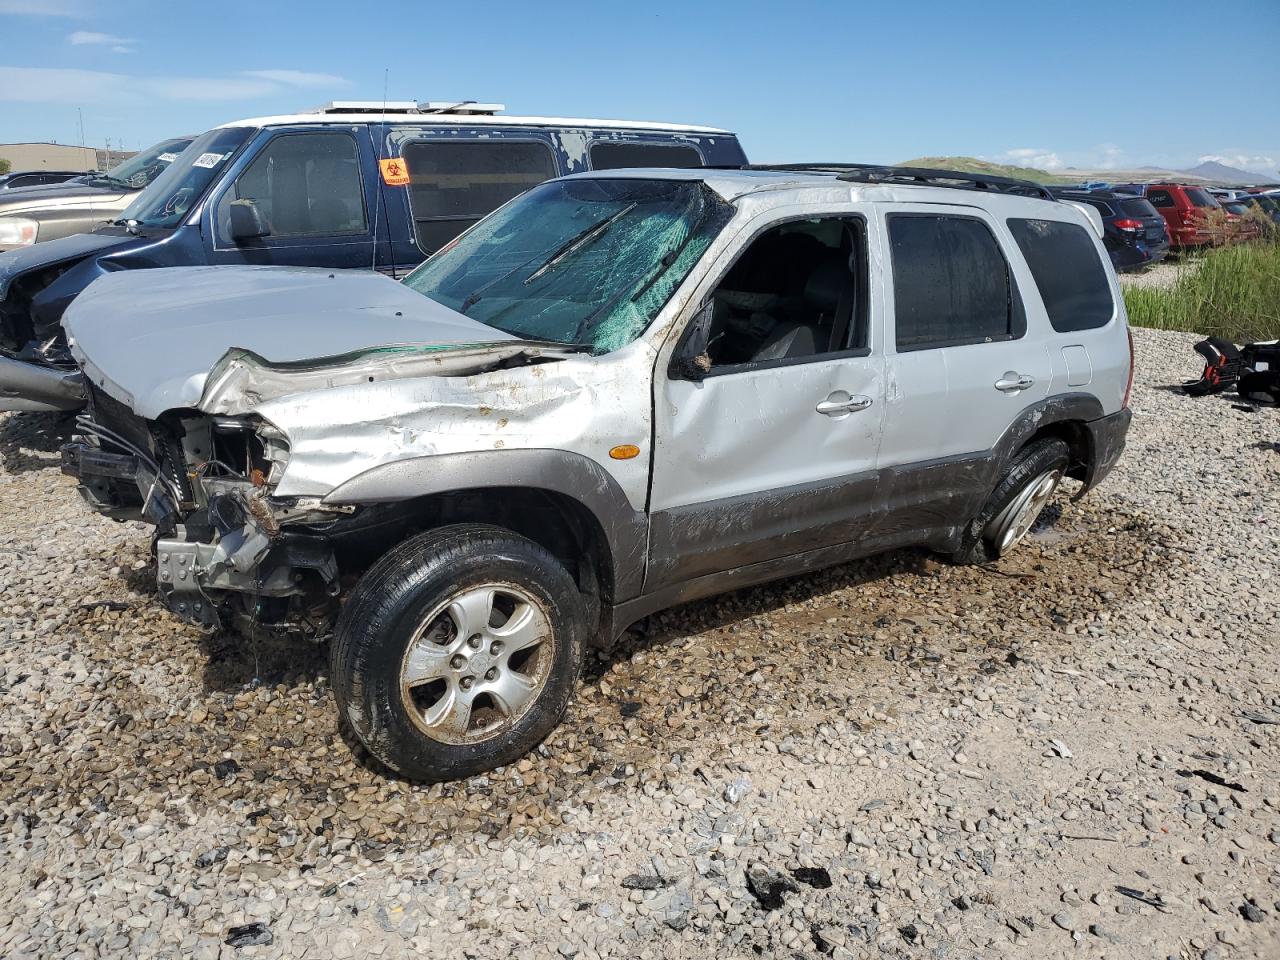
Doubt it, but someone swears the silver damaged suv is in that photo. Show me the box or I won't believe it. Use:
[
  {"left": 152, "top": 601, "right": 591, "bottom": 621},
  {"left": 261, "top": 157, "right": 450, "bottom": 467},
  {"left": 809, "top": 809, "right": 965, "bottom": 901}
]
[{"left": 62, "top": 164, "right": 1133, "bottom": 780}]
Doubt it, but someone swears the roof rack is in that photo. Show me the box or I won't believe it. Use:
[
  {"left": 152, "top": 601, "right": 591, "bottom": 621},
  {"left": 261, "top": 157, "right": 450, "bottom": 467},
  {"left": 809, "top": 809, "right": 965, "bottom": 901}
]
[
  {"left": 740, "top": 163, "right": 1056, "bottom": 201},
  {"left": 306, "top": 100, "right": 506, "bottom": 116},
  {"left": 418, "top": 100, "right": 505, "bottom": 115}
]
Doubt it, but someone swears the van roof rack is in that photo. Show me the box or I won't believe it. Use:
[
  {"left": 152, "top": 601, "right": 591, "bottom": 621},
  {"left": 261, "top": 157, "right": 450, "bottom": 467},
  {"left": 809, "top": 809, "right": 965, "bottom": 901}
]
[
  {"left": 418, "top": 100, "right": 505, "bottom": 115},
  {"left": 306, "top": 100, "right": 506, "bottom": 116},
  {"left": 740, "top": 163, "right": 1056, "bottom": 201}
]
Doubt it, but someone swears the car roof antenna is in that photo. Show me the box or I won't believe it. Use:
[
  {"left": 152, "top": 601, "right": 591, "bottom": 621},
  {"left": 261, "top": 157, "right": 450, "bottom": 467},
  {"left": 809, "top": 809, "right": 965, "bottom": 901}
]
[{"left": 369, "top": 68, "right": 391, "bottom": 278}]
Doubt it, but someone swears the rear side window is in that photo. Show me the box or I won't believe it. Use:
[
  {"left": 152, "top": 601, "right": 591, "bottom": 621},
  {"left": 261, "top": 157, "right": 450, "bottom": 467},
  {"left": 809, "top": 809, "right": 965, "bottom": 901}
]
[
  {"left": 227, "top": 132, "right": 367, "bottom": 238},
  {"left": 888, "top": 215, "right": 1020, "bottom": 351},
  {"left": 589, "top": 141, "right": 703, "bottom": 170},
  {"left": 1119, "top": 198, "right": 1160, "bottom": 218},
  {"left": 1147, "top": 189, "right": 1174, "bottom": 207},
  {"left": 1185, "top": 188, "right": 1218, "bottom": 208},
  {"left": 402, "top": 140, "right": 557, "bottom": 253},
  {"left": 1007, "top": 218, "right": 1114, "bottom": 332}
]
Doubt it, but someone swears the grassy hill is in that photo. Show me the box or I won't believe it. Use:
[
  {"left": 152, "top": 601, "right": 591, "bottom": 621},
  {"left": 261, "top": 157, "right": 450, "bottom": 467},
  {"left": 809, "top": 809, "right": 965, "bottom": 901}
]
[{"left": 899, "top": 156, "right": 1074, "bottom": 185}]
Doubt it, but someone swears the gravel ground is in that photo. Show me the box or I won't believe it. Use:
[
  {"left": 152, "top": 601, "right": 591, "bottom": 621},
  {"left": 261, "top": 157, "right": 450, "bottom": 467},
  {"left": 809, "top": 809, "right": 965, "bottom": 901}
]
[
  {"left": 2, "top": 327, "right": 1278, "bottom": 960},
  {"left": 1118, "top": 259, "right": 1199, "bottom": 291}
]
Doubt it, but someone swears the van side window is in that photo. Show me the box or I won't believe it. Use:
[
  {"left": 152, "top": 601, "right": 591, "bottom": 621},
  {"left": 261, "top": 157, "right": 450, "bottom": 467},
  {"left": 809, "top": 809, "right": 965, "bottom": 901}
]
[
  {"left": 695, "top": 217, "right": 867, "bottom": 371},
  {"left": 1146, "top": 189, "right": 1174, "bottom": 207},
  {"left": 225, "top": 132, "right": 367, "bottom": 239},
  {"left": 1007, "top": 218, "right": 1114, "bottom": 332},
  {"left": 589, "top": 142, "right": 703, "bottom": 170},
  {"left": 888, "top": 215, "right": 1021, "bottom": 351},
  {"left": 402, "top": 141, "right": 557, "bottom": 254}
]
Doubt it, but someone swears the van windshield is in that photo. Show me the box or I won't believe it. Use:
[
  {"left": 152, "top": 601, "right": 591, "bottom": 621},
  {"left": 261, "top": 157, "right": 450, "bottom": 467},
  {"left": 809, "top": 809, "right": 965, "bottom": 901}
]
[
  {"left": 88, "top": 137, "right": 195, "bottom": 190},
  {"left": 403, "top": 178, "right": 732, "bottom": 353},
  {"left": 119, "top": 127, "right": 253, "bottom": 228}
]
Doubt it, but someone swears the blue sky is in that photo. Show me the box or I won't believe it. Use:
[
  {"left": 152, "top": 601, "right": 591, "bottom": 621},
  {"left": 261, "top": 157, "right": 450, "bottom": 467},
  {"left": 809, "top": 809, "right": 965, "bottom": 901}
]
[{"left": 1, "top": 0, "right": 1277, "bottom": 175}]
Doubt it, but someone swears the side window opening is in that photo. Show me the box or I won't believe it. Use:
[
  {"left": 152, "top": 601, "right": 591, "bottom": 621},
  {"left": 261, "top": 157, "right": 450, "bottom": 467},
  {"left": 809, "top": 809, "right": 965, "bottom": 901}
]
[
  {"left": 888, "top": 214, "right": 1021, "bottom": 352},
  {"left": 401, "top": 140, "right": 558, "bottom": 254},
  {"left": 223, "top": 132, "right": 367, "bottom": 240},
  {"left": 1006, "top": 217, "right": 1114, "bottom": 332},
  {"left": 1147, "top": 190, "right": 1174, "bottom": 208},
  {"left": 589, "top": 141, "right": 704, "bottom": 171},
  {"left": 700, "top": 217, "right": 867, "bottom": 370}
]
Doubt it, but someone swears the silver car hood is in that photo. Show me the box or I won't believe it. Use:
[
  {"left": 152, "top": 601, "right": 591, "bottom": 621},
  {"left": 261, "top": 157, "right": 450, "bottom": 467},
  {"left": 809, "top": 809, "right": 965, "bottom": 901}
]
[{"left": 65, "top": 266, "right": 520, "bottom": 419}]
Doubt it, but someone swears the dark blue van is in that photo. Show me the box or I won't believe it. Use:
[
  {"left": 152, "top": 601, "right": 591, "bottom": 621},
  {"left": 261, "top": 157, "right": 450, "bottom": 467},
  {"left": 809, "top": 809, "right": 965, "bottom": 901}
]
[{"left": 0, "top": 100, "right": 747, "bottom": 412}]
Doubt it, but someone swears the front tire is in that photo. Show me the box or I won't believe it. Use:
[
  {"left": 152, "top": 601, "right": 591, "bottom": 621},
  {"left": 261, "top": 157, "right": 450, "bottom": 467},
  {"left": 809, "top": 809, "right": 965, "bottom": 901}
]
[
  {"left": 952, "top": 438, "right": 1070, "bottom": 565},
  {"left": 331, "top": 523, "right": 586, "bottom": 781}
]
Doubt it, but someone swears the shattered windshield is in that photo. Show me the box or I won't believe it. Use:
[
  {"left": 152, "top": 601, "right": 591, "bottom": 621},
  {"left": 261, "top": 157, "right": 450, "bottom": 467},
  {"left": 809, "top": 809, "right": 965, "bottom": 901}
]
[
  {"left": 90, "top": 137, "right": 195, "bottom": 190},
  {"left": 118, "top": 127, "right": 253, "bottom": 228},
  {"left": 403, "top": 178, "right": 732, "bottom": 353}
]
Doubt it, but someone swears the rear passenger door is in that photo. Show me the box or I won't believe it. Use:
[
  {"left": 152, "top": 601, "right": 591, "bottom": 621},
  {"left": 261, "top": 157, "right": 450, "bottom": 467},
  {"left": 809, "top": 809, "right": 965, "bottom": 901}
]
[{"left": 874, "top": 205, "right": 1051, "bottom": 538}]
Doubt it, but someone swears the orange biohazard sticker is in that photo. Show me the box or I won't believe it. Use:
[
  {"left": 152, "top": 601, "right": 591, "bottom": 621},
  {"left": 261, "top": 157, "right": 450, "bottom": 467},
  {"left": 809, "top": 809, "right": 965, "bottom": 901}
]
[{"left": 379, "top": 157, "right": 411, "bottom": 186}]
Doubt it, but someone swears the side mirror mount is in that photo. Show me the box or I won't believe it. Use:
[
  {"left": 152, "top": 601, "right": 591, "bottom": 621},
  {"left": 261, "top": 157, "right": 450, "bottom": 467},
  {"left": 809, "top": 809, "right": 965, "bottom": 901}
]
[
  {"left": 670, "top": 301, "right": 715, "bottom": 381},
  {"left": 229, "top": 199, "right": 269, "bottom": 242}
]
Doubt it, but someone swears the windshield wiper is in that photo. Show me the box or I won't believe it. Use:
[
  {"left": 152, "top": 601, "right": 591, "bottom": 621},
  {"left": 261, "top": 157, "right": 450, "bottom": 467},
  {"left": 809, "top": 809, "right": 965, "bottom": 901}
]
[{"left": 522, "top": 203, "right": 637, "bottom": 286}]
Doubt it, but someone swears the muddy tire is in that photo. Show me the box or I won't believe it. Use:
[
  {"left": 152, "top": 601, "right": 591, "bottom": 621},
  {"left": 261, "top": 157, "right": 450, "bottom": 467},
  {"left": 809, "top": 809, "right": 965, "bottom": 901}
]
[
  {"left": 330, "top": 523, "right": 586, "bottom": 782},
  {"left": 951, "top": 438, "right": 1070, "bottom": 565}
]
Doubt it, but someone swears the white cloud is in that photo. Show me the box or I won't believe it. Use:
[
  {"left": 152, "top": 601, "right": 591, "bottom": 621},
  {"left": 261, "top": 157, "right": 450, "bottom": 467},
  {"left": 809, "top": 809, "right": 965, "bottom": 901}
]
[
  {"left": 68, "top": 30, "right": 137, "bottom": 53},
  {"left": 0, "top": 0, "right": 88, "bottom": 14},
  {"left": 989, "top": 147, "right": 1063, "bottom": 171},
  {"left": 0, "top": 66, "right": 348, "bottom": 103},
  {"left": 243, "top": 70, "right": 347, "bottom": 88}
]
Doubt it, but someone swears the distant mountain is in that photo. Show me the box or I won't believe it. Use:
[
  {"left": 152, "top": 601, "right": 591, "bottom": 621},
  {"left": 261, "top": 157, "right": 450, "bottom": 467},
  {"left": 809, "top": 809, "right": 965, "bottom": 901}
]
[
  {"left": 1180, "top": 160, "right": 1278, "bottom": 185},
  {"left": 898, "top": 156, "right": 1072, "bottom": 185}
]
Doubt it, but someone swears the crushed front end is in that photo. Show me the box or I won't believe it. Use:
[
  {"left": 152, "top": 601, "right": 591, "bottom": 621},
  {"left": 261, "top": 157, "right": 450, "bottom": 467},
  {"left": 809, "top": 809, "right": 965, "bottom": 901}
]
[{"left": 62, "top": 386, "right": 368, "bottom": 635}]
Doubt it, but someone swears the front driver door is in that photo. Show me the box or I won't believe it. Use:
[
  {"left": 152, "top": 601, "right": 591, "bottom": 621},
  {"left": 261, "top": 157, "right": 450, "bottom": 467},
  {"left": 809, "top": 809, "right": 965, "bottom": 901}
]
[{"left": 646, "top": 209, "right": 886, "bottom": 593}]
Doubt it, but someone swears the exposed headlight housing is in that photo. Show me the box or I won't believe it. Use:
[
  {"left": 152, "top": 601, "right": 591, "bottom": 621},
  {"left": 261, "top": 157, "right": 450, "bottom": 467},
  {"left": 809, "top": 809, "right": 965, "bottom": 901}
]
[{"left": 0, "top": 217, "right": 39, "bottom": 248}]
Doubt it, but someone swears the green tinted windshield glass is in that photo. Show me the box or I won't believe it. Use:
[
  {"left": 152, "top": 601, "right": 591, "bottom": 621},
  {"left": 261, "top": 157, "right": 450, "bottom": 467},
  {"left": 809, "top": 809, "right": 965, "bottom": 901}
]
[
  {"left": 119, "top": 127, "right": 252, "bottom": 228},
  {"left": 403, "top": 178, "right": 732, "bottom": 353}
]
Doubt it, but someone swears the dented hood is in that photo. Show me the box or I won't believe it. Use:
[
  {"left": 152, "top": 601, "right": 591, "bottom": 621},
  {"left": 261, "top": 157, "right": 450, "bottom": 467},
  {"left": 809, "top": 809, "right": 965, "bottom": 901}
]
[{"left": 64, "top": 265, "right": 519, "bottom": 418}]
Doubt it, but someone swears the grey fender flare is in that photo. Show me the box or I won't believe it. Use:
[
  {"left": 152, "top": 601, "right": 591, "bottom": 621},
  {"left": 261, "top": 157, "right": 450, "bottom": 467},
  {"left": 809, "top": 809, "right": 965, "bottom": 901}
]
[
  {"left": 989, "top": 392, "right": 1107, "bottom": 492},
  {"left": 322, "top": 449, "right": 648, "bottom": 601}
]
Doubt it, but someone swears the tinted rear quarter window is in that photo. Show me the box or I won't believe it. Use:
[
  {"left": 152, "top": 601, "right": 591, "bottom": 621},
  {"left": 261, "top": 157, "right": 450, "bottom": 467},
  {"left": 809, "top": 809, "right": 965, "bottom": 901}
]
[
  {"left": 589, "top": 141, "right": 703, "bottom": 170},
  {"left": 1119, "top": 198, "right": 1160, "bottom": 218},
  {"left": 1185, "top": 188, "right": 1219, "bottom": 208},
  {"left": 888, "top": 215, "right": 1020, "bottom": 351},
  {"left": 402, "top": 140, "right": 558, "bottom": 253},
  {"left": 1007, "top": 218, "right": 1114, "bottom": 332},
  {"left": 1147, "top": 190, "right": 1174, "bottom": 207}
]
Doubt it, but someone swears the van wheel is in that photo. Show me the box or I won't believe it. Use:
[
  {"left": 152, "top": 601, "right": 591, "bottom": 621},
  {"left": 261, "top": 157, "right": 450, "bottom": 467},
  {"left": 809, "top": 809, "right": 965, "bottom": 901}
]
[
  {"left": 952, "top": 438, "right": 1070, "bottom": 565},
  {"left": 330, "top": 523, "right": 585, "bottom": 782}
]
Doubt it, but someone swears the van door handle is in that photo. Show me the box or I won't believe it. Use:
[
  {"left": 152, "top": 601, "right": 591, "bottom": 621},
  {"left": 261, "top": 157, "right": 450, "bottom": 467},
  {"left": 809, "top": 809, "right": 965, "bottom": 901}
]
[
  {"left": 815, "top": 393, "right": 874, "bottom": 417},
  {"left": 994, "top": 373, "right": 1036, "bottom": 393}
]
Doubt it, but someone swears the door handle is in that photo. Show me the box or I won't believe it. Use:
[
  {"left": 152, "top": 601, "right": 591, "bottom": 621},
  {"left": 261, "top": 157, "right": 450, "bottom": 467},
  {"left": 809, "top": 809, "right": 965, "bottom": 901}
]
[
  {"left": 994, "top": 373, "right": 1036, "bottom": 393},
  {"left": 815, "top": 393, "right": 874, "bottom": 417}
]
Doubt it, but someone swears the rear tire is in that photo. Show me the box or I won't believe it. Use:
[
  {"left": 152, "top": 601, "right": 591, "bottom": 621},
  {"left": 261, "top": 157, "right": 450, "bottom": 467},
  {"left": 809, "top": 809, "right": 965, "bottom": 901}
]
[
  {"left": 330, "top": 523, "right": 586, "bottom": 782},
  {"left": 952, "top": 438, "right": 1070, "bottom": 565}
]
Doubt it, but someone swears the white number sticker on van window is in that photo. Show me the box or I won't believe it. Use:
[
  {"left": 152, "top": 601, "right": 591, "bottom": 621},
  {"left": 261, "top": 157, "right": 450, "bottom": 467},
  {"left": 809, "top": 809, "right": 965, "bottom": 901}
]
[
  {"left": 157, "top": 153, "right": 180, "bottom": 163},
  {"left": 191, "top": 152, "right": 225, "bottom": 169}
]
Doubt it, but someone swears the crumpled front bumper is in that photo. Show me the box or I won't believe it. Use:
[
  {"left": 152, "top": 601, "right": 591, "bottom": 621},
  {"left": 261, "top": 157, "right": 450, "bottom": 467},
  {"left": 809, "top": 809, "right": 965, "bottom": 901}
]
[{"left": 0, "top": 353, "right": 86, "bottom": 413}]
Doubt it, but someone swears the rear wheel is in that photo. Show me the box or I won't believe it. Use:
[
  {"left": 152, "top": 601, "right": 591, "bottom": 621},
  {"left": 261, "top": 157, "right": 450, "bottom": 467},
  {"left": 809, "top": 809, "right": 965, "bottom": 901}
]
[
  {"left": 952, "top": 438, "right": 1070, "bottom": 565},
  {"left": 330, "top": 523, "right": 586, "bottom": 781}
]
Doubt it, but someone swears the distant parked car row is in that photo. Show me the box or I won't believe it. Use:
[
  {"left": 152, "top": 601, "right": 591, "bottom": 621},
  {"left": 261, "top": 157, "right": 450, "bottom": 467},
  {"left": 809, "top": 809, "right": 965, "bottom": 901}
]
[{"left": 1045, "top": 178, "right": 1277, "bottom": 271}]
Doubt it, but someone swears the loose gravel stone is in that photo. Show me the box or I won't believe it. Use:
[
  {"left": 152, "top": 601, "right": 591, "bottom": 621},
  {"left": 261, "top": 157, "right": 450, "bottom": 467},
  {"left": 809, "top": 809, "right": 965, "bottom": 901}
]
[{"left": 1, "top": 328, "right": 1278, "bottom": 959}]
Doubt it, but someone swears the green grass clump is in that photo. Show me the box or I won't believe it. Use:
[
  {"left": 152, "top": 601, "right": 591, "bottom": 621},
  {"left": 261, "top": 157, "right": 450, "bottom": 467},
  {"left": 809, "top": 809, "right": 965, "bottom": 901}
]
[{"left": 1123, "top": 242, "right": 1280, "bottom": 342}]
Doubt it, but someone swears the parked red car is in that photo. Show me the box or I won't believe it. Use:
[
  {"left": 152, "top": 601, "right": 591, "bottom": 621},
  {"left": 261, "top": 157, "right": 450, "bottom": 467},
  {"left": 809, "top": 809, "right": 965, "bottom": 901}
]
[{"left": 1118, "top": 183, "right": 1222, "bottom": 250}]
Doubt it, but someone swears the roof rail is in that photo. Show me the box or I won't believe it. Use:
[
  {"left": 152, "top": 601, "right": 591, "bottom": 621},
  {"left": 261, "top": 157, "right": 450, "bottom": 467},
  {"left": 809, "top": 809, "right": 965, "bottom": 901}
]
[{"left": 740, "top": 163, "right": 1056, "bottom": 201}]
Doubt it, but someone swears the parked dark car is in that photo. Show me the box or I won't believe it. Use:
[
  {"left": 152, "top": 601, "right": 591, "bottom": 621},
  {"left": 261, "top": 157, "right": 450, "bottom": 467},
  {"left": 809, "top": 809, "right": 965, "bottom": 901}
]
[
  {"left": 1114, "top": 183, "right": 1222, "bottom": 251},
  {"left": 1049, "top": 187, "right": 1169, "bottom": 271},
  {"left": 0, "top": 171, "right": 88, "bottom": 190},
  {"left": 0, "top": 138, "right": 196, "bottom": 254},
  {"left": 1234, "top": 193, "right": 1280, "bottom": 225},
  {"left": 0, "top": 100, "right": 747, "bottom": 413}
]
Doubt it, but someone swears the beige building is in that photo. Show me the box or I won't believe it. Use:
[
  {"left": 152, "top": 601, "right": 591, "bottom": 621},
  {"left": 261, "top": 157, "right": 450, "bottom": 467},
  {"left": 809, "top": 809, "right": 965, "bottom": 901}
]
[{"left": 0, "top": 142, "right": 98, "bottom": 173}]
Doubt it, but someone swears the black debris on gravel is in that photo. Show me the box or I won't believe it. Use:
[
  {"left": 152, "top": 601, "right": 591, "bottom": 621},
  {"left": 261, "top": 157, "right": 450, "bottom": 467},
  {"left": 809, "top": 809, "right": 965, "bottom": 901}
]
[
  {"left": 746, "top": 868, "right": 799, "bottom": 910},
  {"left": 225, "top": 922, "right": 273, "bottom": 947},
  {"left": 791, "top": 866, "right": 832, "bottom": 889}
]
